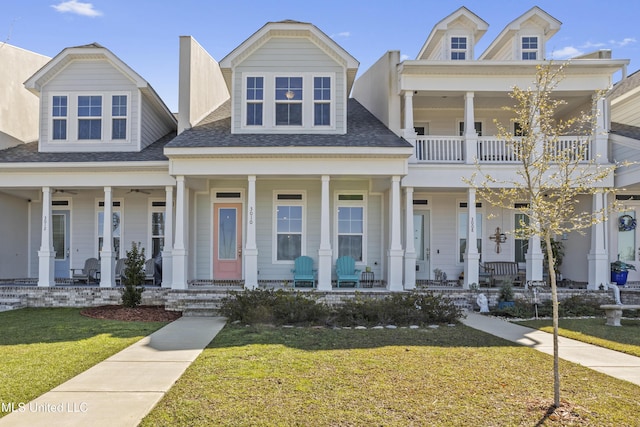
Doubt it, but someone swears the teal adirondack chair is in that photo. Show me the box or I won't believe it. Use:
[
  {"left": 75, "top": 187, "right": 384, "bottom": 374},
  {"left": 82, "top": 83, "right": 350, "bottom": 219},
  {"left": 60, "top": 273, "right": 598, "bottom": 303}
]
[
  {"left": 336, "top": 256, "right": 361, "bottom": 288},
  {"left": 291, "top": 256, "right": 316, "bottom": 288}
]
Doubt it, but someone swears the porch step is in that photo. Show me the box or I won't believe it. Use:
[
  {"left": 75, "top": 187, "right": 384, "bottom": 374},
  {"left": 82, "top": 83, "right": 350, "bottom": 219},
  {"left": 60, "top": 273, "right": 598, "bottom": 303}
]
[
  {"left": 182, "top": 305, "right": 221, "bottom": 317},
  {"left": 165, "top": 289, "right": 229, "bottom": 316}
]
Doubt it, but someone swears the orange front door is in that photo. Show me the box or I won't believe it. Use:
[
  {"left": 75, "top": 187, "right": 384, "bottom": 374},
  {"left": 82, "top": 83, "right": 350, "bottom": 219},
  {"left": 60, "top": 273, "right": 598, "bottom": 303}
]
[{"left": 213, "top": 203, "right": 242, "bottom": 280}]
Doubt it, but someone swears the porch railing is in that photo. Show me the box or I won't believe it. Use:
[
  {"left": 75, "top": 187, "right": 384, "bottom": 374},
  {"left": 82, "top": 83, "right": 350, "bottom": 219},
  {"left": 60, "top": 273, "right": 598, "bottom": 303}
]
[{"left": 414, "top": 135, "right": 592, "bottom": 163}]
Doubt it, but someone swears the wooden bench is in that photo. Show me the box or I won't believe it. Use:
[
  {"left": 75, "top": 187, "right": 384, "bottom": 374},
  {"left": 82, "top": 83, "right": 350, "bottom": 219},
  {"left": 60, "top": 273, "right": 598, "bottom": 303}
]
[
  {"left": 600, "top": 304, "right": 640, "bottom": 326},
  {"left": 481, "top": 261, "right": 523, "bottom": 287}
]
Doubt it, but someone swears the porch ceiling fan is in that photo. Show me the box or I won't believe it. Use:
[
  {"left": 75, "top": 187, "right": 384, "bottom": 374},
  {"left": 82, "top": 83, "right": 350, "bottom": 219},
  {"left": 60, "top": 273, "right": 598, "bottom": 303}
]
[
  {"left": 127, "top": 189, "right": 151, "bottom": 195},
  {"left": 53, "top": 189, "right": 78, "bottom": 195}
]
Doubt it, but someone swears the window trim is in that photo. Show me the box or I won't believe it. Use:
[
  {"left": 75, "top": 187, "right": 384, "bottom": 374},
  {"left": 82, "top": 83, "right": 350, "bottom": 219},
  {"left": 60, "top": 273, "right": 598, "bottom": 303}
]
[
  {"left": 149, "top": 199, "right": 166, "bottom": 259},
  {"left": 334, "top": 192, "right": 367, "bottom": 264},
  {"left": 521, "top": 35, "right": 539, "bottom": 60},
  {"left": 273, "top": 191, "right": 306, "bottom": 264}
]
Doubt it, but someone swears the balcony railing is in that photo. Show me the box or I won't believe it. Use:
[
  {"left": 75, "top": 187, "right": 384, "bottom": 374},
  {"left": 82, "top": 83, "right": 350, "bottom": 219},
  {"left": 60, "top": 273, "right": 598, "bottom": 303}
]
[{"left": 414, "top": 135, "right": 592, "bottom": 164}]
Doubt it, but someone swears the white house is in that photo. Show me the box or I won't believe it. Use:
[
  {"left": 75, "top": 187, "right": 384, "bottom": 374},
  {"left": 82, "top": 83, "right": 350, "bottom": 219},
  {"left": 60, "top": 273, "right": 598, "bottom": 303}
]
[{"left": 0, "top": 8, "right": 636, "bottom": 294}]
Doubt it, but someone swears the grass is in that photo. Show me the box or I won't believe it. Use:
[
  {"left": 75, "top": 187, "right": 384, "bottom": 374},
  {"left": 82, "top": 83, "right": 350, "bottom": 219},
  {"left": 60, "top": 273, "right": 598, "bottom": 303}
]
[
  {"left": 142, "top": 324, "right": 640, "bottom": 426},
  {"left": 516, "top": 317, "right": 640, "bottom": 358},
  {"left": 0, "top": 307, "right": 169, "bottom": 415}
]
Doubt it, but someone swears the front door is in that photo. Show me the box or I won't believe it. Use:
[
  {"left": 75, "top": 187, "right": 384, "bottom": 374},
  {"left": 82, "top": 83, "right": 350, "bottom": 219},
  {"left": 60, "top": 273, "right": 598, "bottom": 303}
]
[
  {"left": 213, "top": 203, "right": 242, "bottom": 279},
  {"left": 414, "top": 210, "right": 431, "bottom": 280},
  {"left": 53, "top": 210, "right": 70, "bottom": 278}
]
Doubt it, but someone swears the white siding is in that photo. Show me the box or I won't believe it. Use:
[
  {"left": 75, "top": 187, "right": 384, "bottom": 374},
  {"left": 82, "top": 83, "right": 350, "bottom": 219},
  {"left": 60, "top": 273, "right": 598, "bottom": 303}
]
[
  {"left": 141, "top": 94, "right": 174, "bottom": 149},
  {"left": 0, "top": 193, "right": 29, "bottom": 278}
]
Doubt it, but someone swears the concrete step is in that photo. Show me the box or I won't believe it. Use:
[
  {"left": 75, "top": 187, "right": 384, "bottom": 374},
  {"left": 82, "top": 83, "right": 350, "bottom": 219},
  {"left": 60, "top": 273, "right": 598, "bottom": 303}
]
[
  {"left": 0, "top": 298, "right": 26, "bottom": 312},
  {"left": 182, "top": 306, "right": 221, "bottom": 317}
]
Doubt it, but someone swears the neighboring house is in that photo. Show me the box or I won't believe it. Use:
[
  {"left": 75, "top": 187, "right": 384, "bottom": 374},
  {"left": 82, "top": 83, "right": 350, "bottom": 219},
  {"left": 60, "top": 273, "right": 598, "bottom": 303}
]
[
  {"left": 0, "top": 43, "right": 50, "bottom": 279},
  {"left": 0, "top": 8, "right": 634, "bottom": 293},
  {"left": 352, "top": 6, "right": 628, "bottom": 290}
]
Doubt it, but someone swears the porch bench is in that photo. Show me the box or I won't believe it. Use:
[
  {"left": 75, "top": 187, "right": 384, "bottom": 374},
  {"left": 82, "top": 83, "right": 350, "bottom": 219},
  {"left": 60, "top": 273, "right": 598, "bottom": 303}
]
[
  {"left": 600, "top": 304, "right": 640, "bottom": 326},
  {"left": 482, "top": 262, "right": 523, "bottom": 287}
]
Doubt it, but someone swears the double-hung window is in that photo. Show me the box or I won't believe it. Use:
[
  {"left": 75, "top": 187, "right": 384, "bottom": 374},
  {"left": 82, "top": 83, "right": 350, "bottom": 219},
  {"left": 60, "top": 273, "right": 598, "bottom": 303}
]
[
  {"left": 451, "top": 37, "right": 467, "bottom": 60},
  {"left": 78, "top": 95, "right": 102, "bottom": 139},
  {"left": 314, "top": 77, "right": 331, "bottom": 126},
  {"left": 246, "top": 77, "right": 264, "bottom": 126},
  {"left": 52, "top": 96, "right": 68, "bottom": 140},
  {"left": 150, "top": 201, "right": 165, "bottom": 259},
  {"left": 275, "top": 77, "right": 303, "bottom": 126},
  {"left": 275, "top": 194, "right": 304, "bottom": 261},
  {"left": 112, "top": 95, "right": 127, "bottom": 139},
  {"left": 522, "top": 36, "right": 538, "bottom": 60},
  {"left": 337, "top": 195, "right": 365, "bottom": 262}
]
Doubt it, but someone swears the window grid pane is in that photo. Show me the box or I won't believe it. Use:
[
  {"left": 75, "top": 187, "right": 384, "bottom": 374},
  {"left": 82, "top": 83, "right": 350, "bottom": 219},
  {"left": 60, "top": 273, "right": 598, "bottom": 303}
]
[
  {"left": 79, "top": 119, "right": 102, "bottom": 139},
  {"left": 247, "top": 103, "right": 263, "bottom": 126},
  {"left": 112, "top": 118, "right": 126, "bottom": 139},
  {"left": 112, "top": 95, "right": 127, "bottom": 116},
  {"left": 275, "top": 103, "right": 302, "bottom": 126},
  {"left": 53, "top": 119, "right": 67, "bottom": 140},
  {"left": 78, "top": 96, "right": 102, "bottom": 117},
  {"left": 313, "top": 77, "right": 330, "bottom": 100},
  {"left": 53, "top": 96, "right": 67, "bottom": 117},
  {"left": 275, "top": 77, "right": 303, "bottom": 100},
  {"left": 246, "top": 77, "right": 264, "bottom": 100}
]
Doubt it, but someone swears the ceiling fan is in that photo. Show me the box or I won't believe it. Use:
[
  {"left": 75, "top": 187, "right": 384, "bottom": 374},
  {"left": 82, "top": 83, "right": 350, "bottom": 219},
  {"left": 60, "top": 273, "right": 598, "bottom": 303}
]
[
  {"left": 53, "top": 189, "right": 78, "bottom": 195},
  {"left": 127, "top": 189, "right": 151, "bottom": 195}
]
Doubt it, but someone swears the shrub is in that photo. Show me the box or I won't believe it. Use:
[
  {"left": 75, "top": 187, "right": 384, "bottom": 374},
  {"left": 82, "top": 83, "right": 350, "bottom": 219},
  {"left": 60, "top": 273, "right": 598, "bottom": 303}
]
[{"left": 121, "top": 242, "right": 145, "bottom": 308}]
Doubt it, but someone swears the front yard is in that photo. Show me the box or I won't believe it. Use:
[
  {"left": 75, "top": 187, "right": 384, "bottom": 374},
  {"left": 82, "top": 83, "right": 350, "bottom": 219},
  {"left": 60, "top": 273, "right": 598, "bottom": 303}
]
[{"left": 0, "top": 307, "right": 169, "bottom": 415}]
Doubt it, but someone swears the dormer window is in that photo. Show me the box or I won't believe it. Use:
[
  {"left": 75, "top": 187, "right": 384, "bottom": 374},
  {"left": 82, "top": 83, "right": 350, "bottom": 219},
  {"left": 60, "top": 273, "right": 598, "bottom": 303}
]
[
  {"left": 78, "top": 95, "right": 102, "bottom": 140},
  {"left": 111, "top": 95, "right": 127, "bottom": 139},
  {"left": 246, "top": 77, "right": 263, "bottom": 126},
  {"left": 52, "top": 96, "right": 68, "bottom": 140},
  {"left": 450, "top": 37, "right": 467, "bottom": 60},
  {"left": 521, "top": 36, "right": 538, "bottom": 60},
  {"left": 314, "top": 77, "right": 331, "bottom": 126},
  {"left": 275, "top": 77, "right": 303, "bottom": 126}
]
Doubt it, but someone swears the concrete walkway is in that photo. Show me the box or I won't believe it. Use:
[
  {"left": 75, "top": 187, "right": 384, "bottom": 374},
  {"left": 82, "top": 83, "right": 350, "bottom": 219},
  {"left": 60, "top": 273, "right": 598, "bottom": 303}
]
[
  {"left": 462, "top": 312, "right": 640, "bottom": 386},
  {"left": 0, "top": 316, "right": 226, "bottom": 427}
]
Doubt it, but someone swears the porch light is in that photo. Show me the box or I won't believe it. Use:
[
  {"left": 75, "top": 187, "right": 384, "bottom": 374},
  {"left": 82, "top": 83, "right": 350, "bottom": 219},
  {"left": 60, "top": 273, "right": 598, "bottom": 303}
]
[{"left": 285, "top": 90, "right": 295, "bottom": 100}]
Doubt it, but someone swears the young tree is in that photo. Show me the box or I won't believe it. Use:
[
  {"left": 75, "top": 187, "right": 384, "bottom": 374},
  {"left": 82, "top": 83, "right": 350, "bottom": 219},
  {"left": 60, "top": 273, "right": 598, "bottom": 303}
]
[
  {"left": 121, "top": 241, "right": 145, "bottom": 308},
  {"left": 465, "top": 63, "right": 620, "bottom": 408}
]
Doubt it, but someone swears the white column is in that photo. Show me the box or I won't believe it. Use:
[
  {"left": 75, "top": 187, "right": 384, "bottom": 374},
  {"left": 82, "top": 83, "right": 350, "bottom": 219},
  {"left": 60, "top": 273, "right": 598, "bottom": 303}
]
[
  {"left": 594, "top": 95, "right": 608, "bottom": 163},
  {"left": 526, "top": 211, "right": 544, "bottom": 284},
  {"left": 387, "top": 176, "right": 404, "bottom": 291},
  {"left": 464, "top": 92, "right": 477, "bottom": 164},
  {"left": 588, "top": 191, "right": 609, "bottom": 289},
  {"left": 245, "top": 176, "right": 258, "bottom": 289},
  {"left": 172, "top": 176, "right": 188, "bottom": 289},
  {"left": 402, "top": 91, "right": 417, "bottom": 163},
  {"left": 404, "top": 187, "right": 416, "bottom": 290},
  {"left": 463, "top": 188, "right": 479, "bottom": 289},
  {"left": 38, "top": 187, "right": 55, "bottom": 287},
  {"left": 317, "top": 175, "right": 333, "bottom": 291},
  {"left": 100, "top": 187, "right": 115, "bottom": 287},
  {"left": 161, "top": 185, "right": 174, "bottom": 288}
]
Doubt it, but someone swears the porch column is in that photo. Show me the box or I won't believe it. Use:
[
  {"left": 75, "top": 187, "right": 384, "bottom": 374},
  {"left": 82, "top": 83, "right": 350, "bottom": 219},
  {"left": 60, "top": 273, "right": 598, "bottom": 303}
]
[
  {"left": 404, "top": 187, "right": 416, "bottom": 290},
  {"left": 388, "top": 176, "right": 404, "bottom": 291},
  {"left": 464, "top": 92, "right": 477, "bottom": 164},
  {"left": 593, "top": 95, "right": 608, "bottom": 163},
  {"left": 37, "top": 186, "right": 55, "bottom": 287},
  {"left": 100, "top": 186, "right": 115, "bottom": 287},
  {"left": 526, "top": 215, "right": 544, "bottom": 283},
  {"left": 317, "top": 175, "right": 332, "bottom": 291},
  {"left": 402, "top": 91, "right": 417, "bottom": 163},
  {"left": 161, "top": 185, "right": 174, "bottom": 288},
  {"left": 463, "top": 188, "right": 479, "bottom": 289},
  {"left": 172, "top": 176, "right": 188, "bottom": 289},
  {"left": 245, "top": 176, "right": 258, "bottom": 289},
  {"left": 588, "top": 191, "right": 609, "bottom": 289}
]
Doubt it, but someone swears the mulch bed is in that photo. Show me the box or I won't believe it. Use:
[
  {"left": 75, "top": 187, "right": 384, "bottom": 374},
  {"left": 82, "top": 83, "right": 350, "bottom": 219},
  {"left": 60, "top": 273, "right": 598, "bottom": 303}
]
[{"left": 80, "top": 305, "right": 182, "bottom": 322}]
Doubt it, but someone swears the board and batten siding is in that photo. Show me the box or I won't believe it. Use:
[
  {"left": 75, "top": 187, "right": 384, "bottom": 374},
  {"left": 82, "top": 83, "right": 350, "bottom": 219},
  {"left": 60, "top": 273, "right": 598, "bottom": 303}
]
[{"left": 232, "top": 37, "right": 346, "bottom": 133}]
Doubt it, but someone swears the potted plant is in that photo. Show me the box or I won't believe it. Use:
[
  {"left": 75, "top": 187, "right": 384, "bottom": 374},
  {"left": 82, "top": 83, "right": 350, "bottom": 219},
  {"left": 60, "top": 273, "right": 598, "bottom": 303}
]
[
  {"left": 497, "top": 282, "right": 515, "bottom": 310},
  {"left": 611, "top": 260, "right": 636, "bottom": 286}
]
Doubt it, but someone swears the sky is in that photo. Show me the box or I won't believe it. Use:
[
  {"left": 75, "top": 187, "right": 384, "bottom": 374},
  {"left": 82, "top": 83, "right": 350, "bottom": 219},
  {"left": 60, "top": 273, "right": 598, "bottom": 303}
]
[{"left": 3, "top": 0, "right": 640, "bottom": 112}]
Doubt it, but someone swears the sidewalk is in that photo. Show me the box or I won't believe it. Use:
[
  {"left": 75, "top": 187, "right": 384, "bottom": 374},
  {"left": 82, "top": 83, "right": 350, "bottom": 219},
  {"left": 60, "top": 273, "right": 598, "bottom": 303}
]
[
  {"left": 462, "top": 312, "right": 640, "bottom": 386},
  {"left": 0, "top": 316, "right": 227, "bottom": 427}
]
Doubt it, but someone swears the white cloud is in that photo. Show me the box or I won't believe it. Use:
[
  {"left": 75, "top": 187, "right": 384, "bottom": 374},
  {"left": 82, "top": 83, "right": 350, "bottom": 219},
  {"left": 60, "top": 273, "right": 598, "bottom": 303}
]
[
  {"left": 579, "top": 41, "right": 606, "bottom": 49},
  {"left": 331, "top": 31, "right": 350, "bottom": 38},
  {"left": 51, "top": 0, "right": 102, "bottom": 17},
  {"left": 550, "top": 46, "right": 583, "bottom": 59},
  {"left": 400, "top": 54, "right": 409, "bottom": 61},
  {"left": 609, "top": 37, "right": 637, "bottom": 47}
]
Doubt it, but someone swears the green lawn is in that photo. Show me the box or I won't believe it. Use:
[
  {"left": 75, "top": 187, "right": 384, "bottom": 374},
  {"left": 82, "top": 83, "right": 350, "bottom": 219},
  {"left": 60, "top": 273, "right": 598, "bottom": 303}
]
[
  {"left": 0, "top": 307, "right": 169, "bottom": 415},
  {"left": 517, "top": 317, "right": 640, "bottom": 358},
  {"left": 142, "top": 324, "right": 640, "bottom": 426}
]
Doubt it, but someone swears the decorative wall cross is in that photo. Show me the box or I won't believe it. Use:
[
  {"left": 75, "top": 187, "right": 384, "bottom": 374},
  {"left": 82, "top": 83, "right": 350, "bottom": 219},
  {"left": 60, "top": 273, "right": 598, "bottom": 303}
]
[{"left": 489, "top": 227, "right": 507, "bottom": 253}]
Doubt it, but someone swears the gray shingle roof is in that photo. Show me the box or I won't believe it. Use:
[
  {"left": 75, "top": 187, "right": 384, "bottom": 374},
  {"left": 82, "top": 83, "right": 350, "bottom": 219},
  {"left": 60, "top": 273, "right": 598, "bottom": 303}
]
[
  {"left": 611, "top": 122, "right": 640, "bottom": 140},
  {"left": 608, "top": 69, "right": 640, "bottom": 100},
  {"left": 166, "top": 99, "right": 411, "bottom": 149},
  {"left": 0, "top": 133, "right": 175, "bottom": 163}
]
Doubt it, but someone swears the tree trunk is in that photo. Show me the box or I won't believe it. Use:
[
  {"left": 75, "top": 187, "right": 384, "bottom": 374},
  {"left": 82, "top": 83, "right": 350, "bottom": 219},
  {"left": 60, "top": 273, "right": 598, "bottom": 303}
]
[{"left": 544, "top": 233, "right": 561, "bottom": 407}]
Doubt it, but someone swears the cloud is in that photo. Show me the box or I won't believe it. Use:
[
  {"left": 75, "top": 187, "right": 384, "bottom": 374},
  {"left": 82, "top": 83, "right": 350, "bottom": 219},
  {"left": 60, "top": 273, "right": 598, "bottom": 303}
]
[
  {"left": 331, "top": 31, "right": 350, "bottom": 38},
  {"left": 550, "top": 46, "right": 583, "bottom": 59},
  {"left": 51, "top": 1, "right": 102, "bottom": 17},
  {"left": 400, "top": 54, "right": 409, "bottom": 61},
  {"left": 609, "top": 37, "right": 637, "bottom": 47}
]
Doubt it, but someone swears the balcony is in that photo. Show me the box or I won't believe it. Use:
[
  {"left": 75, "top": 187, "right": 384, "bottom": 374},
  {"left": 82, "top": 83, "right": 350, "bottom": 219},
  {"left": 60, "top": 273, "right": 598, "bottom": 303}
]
[{"left": 413, "top": 136, "right": 592, "bottom": 164}]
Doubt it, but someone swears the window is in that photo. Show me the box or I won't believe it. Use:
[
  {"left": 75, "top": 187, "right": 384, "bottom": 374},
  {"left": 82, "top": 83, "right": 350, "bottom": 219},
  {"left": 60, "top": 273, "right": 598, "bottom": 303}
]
[
  {"left": 514, "top": 122, "right": 527, "bottom": 136},
  {"left": 514, "top": 209, "right": 530, "bottom": 263},
  {"left": 459, "top": 121, "right": 482, "bottom": 136},
  {"left": 451, "top": 37, "right": 467, "bottom": 60},
  {"left": 458, "top": 202, "right": 482, "bottom": 263},
  {"left": 314, "top": 77, "right": 331, "bottom": 126},
  {"left": 112, "top": 95, "right": 127, "bottom": 139},
  {"left": 151, "top": 201, "right": 165, "bottom": 259},
  {"left": 522, "top": 36, "right": 538, "bottom": 60},
  {"left": 275, "top": 194, "right": 304, "bottom": 261},
  {"left": 78, "top": 95, "right": 102, "bottom": 139},
  {"left": 52, "top": 96, "right": 67, "bottom": 140},
  {"left": 275, "top": 77, "right": 303, "bottom": 126},
  {"left": 97, "top": 201, "right": 121, "bottom": 259},
  {"left": 337, "top": 194, "right": 365, "bottom": 262},
  {"left": 414, "top": 123, "right": 429, "bottom": 136},
  {"left": 246, "top": 77, "right": 263, "bottom": 126}
]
